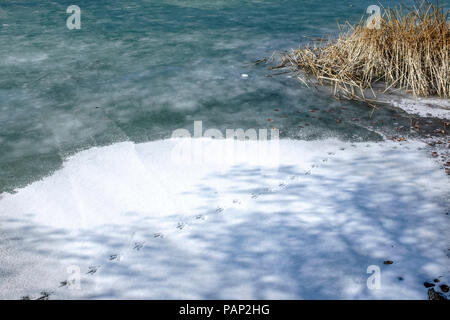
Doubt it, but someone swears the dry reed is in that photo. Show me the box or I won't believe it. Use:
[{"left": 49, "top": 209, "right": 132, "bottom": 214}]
[{"left": 278, "top": 1, "right": 449, "bottom": 103}]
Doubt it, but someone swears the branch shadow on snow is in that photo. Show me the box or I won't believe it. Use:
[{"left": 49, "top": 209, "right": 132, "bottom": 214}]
[{"left": 1, "top": 146, "right": 448, "bottom": 299}]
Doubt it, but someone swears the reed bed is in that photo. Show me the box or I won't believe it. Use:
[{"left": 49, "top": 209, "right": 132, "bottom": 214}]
[{"left": 278, "top": 1, "right": 449, "bottom": 103}]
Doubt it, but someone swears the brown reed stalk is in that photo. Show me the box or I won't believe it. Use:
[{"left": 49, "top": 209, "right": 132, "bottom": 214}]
[{"left": 280, "top": 1, "right": 449, "bottom": 102}]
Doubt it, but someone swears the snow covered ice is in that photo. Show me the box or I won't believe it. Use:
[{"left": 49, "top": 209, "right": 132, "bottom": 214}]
[{"left": 0, "top": 138, "right": 448, "bottom": 299}]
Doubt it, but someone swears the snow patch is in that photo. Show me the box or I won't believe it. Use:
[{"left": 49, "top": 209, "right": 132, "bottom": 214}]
[
  {"left": 383, "top": 96, "right": 450, "bottom": 119},
  {"left": 0, "top": 138, "right": 449, "bottom": 299}
]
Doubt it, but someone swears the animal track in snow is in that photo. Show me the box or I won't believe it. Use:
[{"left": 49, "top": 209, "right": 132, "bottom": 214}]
[
  {"left": 176, "top": 222, "right": 186, "bottom": 230},
  {"left": 215, "top": 207, "right": 224, "bottom": 214},
  {"left": 109, "top": 254, "right": 120, "bottom": 261},
  {"left": 35, "top": 146, "right": 340, "bottom": 300},
  {"left": 87, "top": 266, "right": 99, "bottom": 275},
  {"left": 133, "top": 241, "right": 145, "bottom": 251}
]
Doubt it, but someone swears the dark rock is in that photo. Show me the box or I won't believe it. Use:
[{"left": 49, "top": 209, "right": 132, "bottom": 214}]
[
  {"left": 424, "top": 282, "right": 435, "bottom": 288},
  {"left": 428, "top": 288, "right": 447, "bottom": 300},
  {"left": 383, "top": 260, "right": 393, "bottom": 265},
  {"left": 440, "top": 284, "right": 449, "bottom": 293}
]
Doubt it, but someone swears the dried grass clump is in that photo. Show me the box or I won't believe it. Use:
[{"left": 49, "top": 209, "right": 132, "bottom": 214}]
[{"left": 279, "top": 1, "right": 449, "bottom": 102}]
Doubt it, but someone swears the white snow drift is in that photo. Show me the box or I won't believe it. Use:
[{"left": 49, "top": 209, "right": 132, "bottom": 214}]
[{"left": 0, "top": 138, "right": 448, "bottom": 299}]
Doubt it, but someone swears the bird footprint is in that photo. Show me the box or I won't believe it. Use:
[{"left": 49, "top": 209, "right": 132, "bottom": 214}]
[
  {"left": 215, "top": 207, "right": 224, "bottom": 214},
  {"left": 37, "top": 291, "right": 51, "bottom": 300},
  {"left": 87, "top": 266, "right": 99, "bottom": 275},
  {"left": 109, "top": 254, "right": 120, "bottom": 261},
  {"left": 134, "top": 241, "right": 145, "bottom": 251},
  {"left": 176, "top": 222, "right": 185, "bottom": 230}
]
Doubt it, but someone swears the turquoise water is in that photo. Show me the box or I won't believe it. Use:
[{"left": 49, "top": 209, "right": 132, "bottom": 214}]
[{"left": 0, "top": 0, "right": 428, "bottom": 193}]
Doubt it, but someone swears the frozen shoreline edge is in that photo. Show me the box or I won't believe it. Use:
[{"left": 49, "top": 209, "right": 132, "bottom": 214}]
[{"left": 380, "top": 96, "right": 450, "bottom": 120}]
